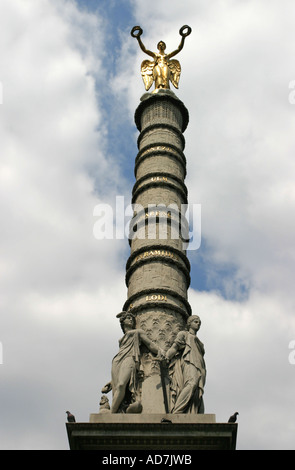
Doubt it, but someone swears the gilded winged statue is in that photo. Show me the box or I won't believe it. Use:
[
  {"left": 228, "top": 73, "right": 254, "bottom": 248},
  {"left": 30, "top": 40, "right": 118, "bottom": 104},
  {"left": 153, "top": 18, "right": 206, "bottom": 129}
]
[{"left": 131, "top": 25, "right": 192, "bottom": 91}]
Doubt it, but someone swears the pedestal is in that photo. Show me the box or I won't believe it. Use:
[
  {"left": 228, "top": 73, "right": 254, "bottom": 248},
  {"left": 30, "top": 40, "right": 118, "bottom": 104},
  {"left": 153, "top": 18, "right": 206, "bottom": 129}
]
[{"left": 66, "top": 414, "right": 238, "bottom": 450}]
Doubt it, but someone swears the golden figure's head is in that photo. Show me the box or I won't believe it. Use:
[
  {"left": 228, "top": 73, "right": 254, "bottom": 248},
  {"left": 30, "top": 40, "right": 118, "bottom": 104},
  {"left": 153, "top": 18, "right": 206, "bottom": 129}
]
[{"left": 157, "top": 41, "right": 166, "bottom": 53}]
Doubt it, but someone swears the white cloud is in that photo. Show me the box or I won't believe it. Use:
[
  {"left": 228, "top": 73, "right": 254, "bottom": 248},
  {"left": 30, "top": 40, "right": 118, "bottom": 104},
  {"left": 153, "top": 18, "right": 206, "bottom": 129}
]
[
  {"left": 0, "top": 0, "right": 124, "bottom": 297},
  {"left": 189, "top": 289, "right": 295, "bottom": 449},
  {"left": 0, "top": 0, "right": 127, "bottom": 449}
]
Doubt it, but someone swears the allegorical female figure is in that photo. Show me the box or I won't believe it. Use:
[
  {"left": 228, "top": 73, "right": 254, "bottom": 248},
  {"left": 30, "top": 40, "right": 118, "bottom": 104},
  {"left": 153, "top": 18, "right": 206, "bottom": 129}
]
[
  {"left": 131, "top": 25, "right": 192, "bottom": 91},
  {"left": 103, "top": 311, "right": 163, "bottom": 413},
  {"left": 165, "top": 315, "right": 206, "bottom": 414}
]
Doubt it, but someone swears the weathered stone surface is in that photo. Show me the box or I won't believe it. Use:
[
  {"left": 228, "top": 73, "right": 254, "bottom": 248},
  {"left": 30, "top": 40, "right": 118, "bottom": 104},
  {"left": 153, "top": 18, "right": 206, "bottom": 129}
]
[
  {"left": 89, "top": 413, "right": 216, "bottom": 424},
  {"left": 135, "top": 151, "right": 186, "bottom": 181},
  {"left": 66, "top": 417, "right": 238, "bottom": 450}
]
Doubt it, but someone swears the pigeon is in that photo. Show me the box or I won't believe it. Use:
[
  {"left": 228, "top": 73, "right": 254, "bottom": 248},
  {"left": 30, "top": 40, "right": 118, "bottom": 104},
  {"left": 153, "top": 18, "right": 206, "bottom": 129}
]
[
  {"left": 66, "top": 411, "right": 76, "bottom": 423},
  {"left": 228, "top": 412, "right": 239, "bottom": 423}
]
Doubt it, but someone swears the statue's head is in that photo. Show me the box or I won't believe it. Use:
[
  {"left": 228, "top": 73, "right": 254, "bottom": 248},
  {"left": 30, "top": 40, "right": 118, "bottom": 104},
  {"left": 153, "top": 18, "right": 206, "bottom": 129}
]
[
  {"left": 116, "top": 311, "right": 136, "bottom": 332},
  {"left": 100, "top": 395, "right": 109, "bottom": 405},
  {"left": 187, "top": 315, "right": 201, "bottom": 331},
  {"left": 157, "top": 41, "right": 166, "bottom": 52}
]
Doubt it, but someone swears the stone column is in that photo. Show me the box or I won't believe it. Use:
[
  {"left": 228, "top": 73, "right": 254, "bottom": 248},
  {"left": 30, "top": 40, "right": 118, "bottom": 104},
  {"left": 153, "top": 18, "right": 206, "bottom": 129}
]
[{"left": 122, "top": 90, "right": 191, "bottom": 411}]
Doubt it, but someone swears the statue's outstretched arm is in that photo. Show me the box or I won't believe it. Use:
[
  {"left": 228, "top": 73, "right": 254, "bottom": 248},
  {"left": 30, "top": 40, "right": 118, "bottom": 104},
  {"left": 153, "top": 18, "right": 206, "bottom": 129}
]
[
  {"left": 167, "top": 25, "right": 192, "bottom": 59},
  {"left": 165, "top": 343, "right": 179, "bottom": 361},
  {"left": 139, "top": 330, "right": 162, "bottom": 356},
  {"left": 131, "top": 26, "right": 155, "bottom": 59}
]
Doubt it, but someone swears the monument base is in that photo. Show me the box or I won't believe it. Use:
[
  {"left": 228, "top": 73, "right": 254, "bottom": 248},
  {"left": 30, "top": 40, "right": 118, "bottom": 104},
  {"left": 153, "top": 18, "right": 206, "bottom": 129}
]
[{"left": 66, "top": 414, "right": 237, "bottom": 450}]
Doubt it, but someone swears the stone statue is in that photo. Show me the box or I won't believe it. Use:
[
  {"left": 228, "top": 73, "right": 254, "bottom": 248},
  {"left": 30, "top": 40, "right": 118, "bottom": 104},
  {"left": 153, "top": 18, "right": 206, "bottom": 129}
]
[
  {"left": 131, "top": 25, "right": 192, "bottom": 91},
  {"left": 165, "top": 315, "right": 206, "bottom": 414},
  {"left": 98, "top": 395, "right": 110, "bottom": 414},
  {"left": 103, "top": 311, "right": 164, "bottom": 413}
]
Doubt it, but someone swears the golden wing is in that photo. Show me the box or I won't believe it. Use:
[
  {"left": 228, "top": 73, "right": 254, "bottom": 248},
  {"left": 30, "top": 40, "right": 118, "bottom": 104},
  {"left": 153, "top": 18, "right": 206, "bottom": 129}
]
[
  {"left": 168, "top": 59, "right": 181, "bottom": 89},
  {"left": 141, "top": 59, "right": 155, "bottom": 91}
]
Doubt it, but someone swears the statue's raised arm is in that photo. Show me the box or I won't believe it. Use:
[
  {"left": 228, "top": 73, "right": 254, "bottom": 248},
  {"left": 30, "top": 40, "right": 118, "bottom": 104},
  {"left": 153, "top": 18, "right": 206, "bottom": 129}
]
[
  {"left": 131, "top": 26, "right": 155, "bottom": 59},
  {"left": 131, "top": 25, "right": 192, "bottom": 92},
  {"left": 167, "top": 25, "right": 192, "bottom": 59}
]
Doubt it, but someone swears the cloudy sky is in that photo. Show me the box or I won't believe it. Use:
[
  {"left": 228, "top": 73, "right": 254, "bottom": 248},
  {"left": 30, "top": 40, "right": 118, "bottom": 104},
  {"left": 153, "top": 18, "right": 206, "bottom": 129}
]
[{"left": 0, "top": 0, "right": 295, "bottom": 450}]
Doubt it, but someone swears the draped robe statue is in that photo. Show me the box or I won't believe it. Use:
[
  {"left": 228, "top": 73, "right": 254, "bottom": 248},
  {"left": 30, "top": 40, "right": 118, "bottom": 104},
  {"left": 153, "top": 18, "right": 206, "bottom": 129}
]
[
  {"left": 102, "top": 311, "right": 163, "bottom": 413},
  {"left": 165, "top": 315, "right": 206, "bottom": 414}
]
